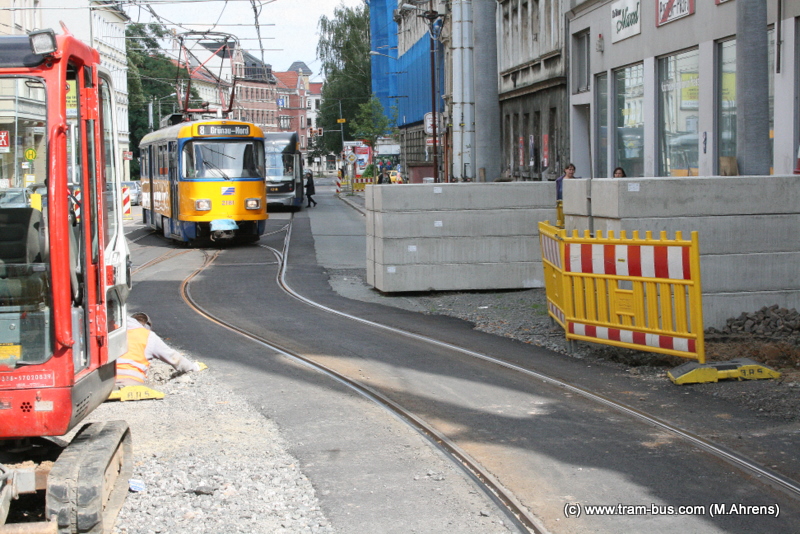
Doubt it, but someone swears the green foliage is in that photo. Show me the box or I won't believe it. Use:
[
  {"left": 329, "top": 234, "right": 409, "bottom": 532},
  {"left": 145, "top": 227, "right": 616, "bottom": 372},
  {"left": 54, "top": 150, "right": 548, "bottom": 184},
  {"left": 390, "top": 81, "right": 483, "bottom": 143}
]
[
  {"left": 126, "top": 23, "right": 197, "bottom": 177},
  {"left": 362, "top": 163, "right": 375, "bottom": 178},
  {"left": 349, "top": 96, "right": 392, "bottom": 149},
  {"left": 316, "top": 4, "right": 371, "bottom": 154}
]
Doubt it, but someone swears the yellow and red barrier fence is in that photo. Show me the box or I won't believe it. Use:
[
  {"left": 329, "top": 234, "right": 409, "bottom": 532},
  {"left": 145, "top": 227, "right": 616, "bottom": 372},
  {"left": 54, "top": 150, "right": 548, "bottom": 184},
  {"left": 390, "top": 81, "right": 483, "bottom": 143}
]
[
  {"left": 539, "top": 221, "right": 780, "bottom": 383},
  {"left": 539, "top": 221, "right": 706, "bottom": 363}
]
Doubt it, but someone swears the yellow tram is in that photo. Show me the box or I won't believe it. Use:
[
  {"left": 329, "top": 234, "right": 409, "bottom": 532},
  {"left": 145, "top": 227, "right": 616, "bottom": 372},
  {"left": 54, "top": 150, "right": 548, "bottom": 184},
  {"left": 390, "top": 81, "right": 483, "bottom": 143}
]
[{"left": 139, "top": 119, "right": 268, "bottom": 243}]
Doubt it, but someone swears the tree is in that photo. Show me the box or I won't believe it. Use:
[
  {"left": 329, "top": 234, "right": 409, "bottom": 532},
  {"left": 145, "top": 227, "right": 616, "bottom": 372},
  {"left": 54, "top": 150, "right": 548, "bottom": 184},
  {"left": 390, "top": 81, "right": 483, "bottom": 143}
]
[
  {"left": 316, "top": 4, "right": 371, "bottom": 154},
  {"left": 348, "top": 95, "right": 393, "bottom": 149}
]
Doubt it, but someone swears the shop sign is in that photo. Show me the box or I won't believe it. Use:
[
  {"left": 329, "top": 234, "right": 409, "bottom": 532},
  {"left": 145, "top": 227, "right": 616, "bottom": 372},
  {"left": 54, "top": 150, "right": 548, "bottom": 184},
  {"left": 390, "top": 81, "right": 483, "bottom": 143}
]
[
  {"left": 611, "top": 0, "right": 641, "bottom": 43},
  {"left": 656, "top": 0, "right": 695, "bottom": 27}
]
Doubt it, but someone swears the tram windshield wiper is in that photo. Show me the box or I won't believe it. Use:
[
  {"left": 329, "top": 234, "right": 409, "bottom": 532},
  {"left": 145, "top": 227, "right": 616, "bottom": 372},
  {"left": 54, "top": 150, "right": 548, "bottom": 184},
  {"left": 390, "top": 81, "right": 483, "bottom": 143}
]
[{"left": 202, "top": 160, "right": 230, "bottom": 180}]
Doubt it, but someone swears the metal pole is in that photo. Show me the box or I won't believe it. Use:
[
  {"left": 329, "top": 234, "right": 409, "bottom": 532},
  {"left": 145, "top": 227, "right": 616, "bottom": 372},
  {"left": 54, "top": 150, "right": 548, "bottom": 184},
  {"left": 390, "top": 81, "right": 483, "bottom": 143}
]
[{"left": 430, "top": 32, "right": 439, "bottom": 183}]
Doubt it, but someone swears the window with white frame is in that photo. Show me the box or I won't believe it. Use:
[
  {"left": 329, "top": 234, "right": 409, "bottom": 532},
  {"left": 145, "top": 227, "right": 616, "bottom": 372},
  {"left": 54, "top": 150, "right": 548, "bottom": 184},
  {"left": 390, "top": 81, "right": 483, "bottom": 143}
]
[{"left": 573, "top": 31, "right": 590, "bottom": 94}]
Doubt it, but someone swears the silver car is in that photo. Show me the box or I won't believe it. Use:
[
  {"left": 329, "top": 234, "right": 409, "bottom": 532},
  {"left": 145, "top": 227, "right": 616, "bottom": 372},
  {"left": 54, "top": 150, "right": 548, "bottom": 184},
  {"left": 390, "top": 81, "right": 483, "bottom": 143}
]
[
  {"left": 0, "top": 188, "right": 30, "bottom": 208},
  {"left": 121, "top": 181, "right": 141, "bottom": 205}
]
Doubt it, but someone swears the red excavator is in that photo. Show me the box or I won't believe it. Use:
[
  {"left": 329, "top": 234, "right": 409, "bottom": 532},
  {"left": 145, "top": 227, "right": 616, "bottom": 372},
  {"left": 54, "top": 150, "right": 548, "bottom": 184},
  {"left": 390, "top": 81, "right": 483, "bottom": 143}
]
[{"left": 0, "top": 26, "right": 132, "bottom": 533}]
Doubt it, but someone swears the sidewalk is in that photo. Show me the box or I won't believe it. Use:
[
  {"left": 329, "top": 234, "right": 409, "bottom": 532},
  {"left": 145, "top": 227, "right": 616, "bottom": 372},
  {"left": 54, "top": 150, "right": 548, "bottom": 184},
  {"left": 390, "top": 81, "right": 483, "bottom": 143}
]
[{"left": 336, "top": 190, "right": 366, "bottom": 215}]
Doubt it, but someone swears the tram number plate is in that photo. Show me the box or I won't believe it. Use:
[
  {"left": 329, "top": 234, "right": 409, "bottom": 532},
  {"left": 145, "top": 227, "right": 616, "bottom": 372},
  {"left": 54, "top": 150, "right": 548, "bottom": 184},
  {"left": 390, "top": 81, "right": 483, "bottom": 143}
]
[{"left": 221, "top": 200, "right": 234, "bottom": 206}]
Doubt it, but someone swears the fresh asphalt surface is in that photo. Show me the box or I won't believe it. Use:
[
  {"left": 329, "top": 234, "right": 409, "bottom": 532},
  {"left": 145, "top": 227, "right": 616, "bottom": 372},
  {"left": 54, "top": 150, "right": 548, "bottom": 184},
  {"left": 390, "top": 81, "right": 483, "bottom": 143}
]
[{"left": 123, "top": 179, "right": 800, "bottom": 534}]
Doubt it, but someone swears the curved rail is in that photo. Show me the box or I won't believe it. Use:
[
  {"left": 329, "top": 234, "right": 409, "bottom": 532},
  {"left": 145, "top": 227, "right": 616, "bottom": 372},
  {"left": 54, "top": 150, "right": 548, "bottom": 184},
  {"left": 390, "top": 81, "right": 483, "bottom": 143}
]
[
  {"left": 177, "top": 248, "right": 542, "bottom": 533},
  {"left": 269, "top": 220, "right": 800, "bottom": 501},
  {"left": 132, "top": 219, "right": 800, "bottom": 534}
]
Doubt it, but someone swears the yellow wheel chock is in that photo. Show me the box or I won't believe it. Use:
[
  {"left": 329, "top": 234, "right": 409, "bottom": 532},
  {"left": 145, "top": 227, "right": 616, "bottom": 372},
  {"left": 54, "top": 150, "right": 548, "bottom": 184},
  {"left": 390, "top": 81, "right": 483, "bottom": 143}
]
[
  {"left": 106, "top": 385, "right": 166, "bottom": 402},
  {"left": 668, "top": 358, "right": 781, "bottom": 385}
]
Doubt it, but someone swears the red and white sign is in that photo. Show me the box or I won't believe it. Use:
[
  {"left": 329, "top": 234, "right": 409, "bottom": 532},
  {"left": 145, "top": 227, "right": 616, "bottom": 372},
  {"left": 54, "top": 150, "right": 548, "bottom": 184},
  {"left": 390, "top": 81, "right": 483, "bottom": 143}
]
[
  {"left": 123, "top": 151, "right": 133, "bottom": 160},
  {"left": 0, "top": 131, "right": 9, "bottom": 153},
  {"left": 542, "top": 134, "right": 550, "bottom": 169},
  {"left": 354, "top": 146, "right": 371, "bottom": 177},
  {"left": 656, "top": 0, "right": 695, "bottom": 27}
]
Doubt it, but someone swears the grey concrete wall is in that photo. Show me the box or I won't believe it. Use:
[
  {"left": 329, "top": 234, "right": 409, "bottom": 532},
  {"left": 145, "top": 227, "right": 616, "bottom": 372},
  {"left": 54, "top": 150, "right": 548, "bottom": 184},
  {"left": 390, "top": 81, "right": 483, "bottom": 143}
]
[
  {"left": 563, "top": 175, "right": 800, "bottom": 328},
  {"left": 366, "top": 182, "right": 556, "bottom": 292}
]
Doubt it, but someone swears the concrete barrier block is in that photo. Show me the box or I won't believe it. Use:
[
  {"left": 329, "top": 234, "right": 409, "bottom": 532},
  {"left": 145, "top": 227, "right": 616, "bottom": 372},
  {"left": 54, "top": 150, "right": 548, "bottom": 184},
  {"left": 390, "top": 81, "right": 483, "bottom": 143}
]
[
  {"left": 371, "top": 261, "right": 545, "bottom": 293},
  {"left": 370, "top": 182, "right": 557, "bottom": 212},
  {"left": 583, "top": 175, "right": 800, "bottom": 218},
  {"left": 372, "top": 236, "right": 543, "bottom": 265},
  {"left": 369, "top": 208, "right": 556, "bottom": 239},
  {"left": 701, "top": 252, "right": 800, "bottom": 293}
]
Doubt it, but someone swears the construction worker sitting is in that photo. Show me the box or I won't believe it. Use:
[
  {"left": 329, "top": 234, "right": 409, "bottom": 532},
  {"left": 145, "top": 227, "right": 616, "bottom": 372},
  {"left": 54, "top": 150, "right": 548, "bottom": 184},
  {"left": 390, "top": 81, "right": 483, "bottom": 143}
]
[{"left": 115, "top": 312, "right": 206, "bottom": 388}]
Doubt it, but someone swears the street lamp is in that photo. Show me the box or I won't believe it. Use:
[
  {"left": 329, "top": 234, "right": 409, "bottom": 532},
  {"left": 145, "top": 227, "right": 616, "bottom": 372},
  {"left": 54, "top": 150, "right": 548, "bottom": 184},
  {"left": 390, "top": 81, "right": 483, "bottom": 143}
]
[
  {"left": 157, "top": 93, "right": 177, "bottom": 127},
  {"left": 400, "top": 4, "right": 443, "bottom": 182},
  {"left": 369, "top": 51, "right": 396, "bottom": 60}
]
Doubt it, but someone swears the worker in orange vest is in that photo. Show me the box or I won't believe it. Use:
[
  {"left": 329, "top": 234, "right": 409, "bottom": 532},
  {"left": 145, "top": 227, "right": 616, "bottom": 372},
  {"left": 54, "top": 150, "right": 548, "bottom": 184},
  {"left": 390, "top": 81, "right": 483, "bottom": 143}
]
[{"left": 115, "top": 312, "right": 206, "bottom": 387}]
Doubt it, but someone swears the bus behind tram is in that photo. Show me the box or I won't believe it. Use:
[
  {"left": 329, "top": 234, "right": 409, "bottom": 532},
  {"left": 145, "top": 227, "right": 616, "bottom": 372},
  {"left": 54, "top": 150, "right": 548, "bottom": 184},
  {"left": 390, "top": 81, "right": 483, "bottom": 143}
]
[{"left": 264, "top": 131, "right": 304, "bottom": 209}]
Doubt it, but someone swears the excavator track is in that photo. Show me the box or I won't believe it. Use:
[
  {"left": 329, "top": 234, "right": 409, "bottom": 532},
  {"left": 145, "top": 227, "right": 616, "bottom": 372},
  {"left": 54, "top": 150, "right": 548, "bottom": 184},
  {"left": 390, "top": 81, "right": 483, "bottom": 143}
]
[{"left": 45, "top": 421, "right": 132, "bottom": 534}]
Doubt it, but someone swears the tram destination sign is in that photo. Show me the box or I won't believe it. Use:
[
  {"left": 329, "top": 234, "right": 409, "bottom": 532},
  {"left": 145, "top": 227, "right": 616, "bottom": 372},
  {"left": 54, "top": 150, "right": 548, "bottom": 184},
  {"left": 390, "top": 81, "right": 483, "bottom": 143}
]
[{"left": 197, "top": 124, "right": 251, "bottom": 136}]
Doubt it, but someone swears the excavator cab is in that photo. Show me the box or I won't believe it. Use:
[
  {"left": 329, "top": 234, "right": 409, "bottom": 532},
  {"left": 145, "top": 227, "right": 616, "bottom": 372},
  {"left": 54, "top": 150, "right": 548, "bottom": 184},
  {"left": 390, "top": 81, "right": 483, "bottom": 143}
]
[{"left": 0, "top": 28, "right": 132, "bottom": 532}]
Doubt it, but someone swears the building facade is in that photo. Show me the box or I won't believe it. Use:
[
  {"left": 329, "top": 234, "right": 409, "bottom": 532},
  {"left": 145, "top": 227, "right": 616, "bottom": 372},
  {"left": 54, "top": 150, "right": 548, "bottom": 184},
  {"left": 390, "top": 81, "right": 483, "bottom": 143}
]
[
  {"left": 37, "top": 0, "right": 131, "bottom": 179},
  {"left": 568, "top": 0, "right": 799, "bottom": 178},
  {"left": 496, "top": 0, "right": 570, "bottom": 182},
  {"left": 231, "top": 50, "right": 278, "bottom": 132}
]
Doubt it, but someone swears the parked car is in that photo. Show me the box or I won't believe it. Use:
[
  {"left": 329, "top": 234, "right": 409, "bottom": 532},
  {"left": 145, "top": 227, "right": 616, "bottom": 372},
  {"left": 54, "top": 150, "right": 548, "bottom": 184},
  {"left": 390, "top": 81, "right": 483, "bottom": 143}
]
[
  {"left": 0, "top": 187, "right": 30, "bottom": 208},
  {"left": 121, "top": 181, "right": 141, "bottom": 205}
]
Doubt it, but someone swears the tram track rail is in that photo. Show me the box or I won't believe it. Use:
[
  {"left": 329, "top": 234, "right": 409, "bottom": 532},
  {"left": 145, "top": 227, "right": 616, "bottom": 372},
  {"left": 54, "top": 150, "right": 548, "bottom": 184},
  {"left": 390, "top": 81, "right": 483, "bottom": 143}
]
[
  {"left": 262, "top": 220, "right": 800, "bottom": 501},
  {"left": 133, "top": 217, "right": 800, "bottom": 534},
  {"left": 175, "top": 247, "right": 542, "bottom": 533}
]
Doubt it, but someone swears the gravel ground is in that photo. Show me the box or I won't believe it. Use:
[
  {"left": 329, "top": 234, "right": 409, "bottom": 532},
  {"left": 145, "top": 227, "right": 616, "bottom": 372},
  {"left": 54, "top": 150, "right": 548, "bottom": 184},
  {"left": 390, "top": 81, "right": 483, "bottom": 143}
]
[{"left": 84, "top": 366, "right": 333, "bottom": 534}]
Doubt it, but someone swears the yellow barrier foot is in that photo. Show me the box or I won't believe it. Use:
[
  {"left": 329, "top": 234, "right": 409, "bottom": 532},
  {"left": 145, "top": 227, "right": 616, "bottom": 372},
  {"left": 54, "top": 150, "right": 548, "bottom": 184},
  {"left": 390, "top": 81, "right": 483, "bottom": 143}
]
[
  {"left": 668, "top": 358, "right": 782, "bottom": 385},
  {"left": 107, "top": 385, "right": 166, "bottom": 402}
]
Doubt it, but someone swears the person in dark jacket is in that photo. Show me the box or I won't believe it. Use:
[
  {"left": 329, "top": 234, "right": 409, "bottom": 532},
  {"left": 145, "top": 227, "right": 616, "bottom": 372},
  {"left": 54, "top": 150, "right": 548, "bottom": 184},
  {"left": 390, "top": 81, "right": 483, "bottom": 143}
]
[{"left": 304, "top": 170, "right": 317, "bottom": 207}]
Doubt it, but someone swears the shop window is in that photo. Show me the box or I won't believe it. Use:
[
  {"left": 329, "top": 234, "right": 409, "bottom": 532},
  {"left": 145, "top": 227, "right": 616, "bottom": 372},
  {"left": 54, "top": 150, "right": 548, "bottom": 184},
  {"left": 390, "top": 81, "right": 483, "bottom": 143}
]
[
  {"left": 717, "top": 40, "right": 737, "bottom": 172},
  {"left": 595, "top": 72, "right": 608, "bottom": 177},
  {"left": 658, "top": 48, "right": 699, "bottom": 177},
  {"left": 614, "top": 63, "right": 644, "bottom": 177}
]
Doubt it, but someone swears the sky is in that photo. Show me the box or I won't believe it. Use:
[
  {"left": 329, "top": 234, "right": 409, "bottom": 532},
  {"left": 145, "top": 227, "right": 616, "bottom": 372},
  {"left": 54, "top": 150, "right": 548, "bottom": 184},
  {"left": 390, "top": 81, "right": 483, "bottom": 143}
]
[{"left": 124, "top": 0, "right": 365, "bottom": 80}]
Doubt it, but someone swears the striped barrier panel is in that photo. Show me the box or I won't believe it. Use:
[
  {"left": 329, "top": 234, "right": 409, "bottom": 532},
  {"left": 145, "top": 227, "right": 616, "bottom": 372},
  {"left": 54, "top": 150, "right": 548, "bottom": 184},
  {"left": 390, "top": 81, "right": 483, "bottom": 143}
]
[
  {"left": 352, "top": 177, "right": 371, "bottom": 192},
  {"left": 72, "top": 188, "right": 81, "bottom": 222},
  {"left": 122, "top": 187, "right": 132, "bottom": 219},
  {"left": 538, "top": 222, "right": 706, "bottom": 363},
  {"left": 538, "top": 221, "right": 566, "bottom": 328}
]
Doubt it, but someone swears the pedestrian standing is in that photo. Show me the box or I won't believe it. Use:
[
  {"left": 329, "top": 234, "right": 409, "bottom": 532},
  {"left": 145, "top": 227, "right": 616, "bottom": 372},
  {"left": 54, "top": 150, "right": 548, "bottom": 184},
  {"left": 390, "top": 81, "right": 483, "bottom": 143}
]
[
  {"left": 305, "top": 170, "right": 317, "bottom": 207},
  {"left": 555, "top": 163, "right": 576, "bottom": 201}
]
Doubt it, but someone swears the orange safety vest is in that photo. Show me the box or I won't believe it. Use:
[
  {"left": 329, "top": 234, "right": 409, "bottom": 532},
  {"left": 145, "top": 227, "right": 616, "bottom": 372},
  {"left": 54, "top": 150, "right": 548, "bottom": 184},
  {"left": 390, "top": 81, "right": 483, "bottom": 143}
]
[{"left": 116, "top": 327, "right": 151, "bottom": 384}]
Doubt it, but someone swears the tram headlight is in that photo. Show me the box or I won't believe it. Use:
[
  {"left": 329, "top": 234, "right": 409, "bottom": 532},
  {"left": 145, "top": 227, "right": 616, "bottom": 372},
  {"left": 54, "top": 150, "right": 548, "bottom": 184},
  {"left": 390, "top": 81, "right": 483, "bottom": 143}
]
[
  {"left": 245, "top": 198, "right": 261, "bottom": 210},
  {"left": 195, "top": 199, "right": 212, "bottom": 211},
  {"left": 29, "top": 29, "right": 57, "bottom": 56}
]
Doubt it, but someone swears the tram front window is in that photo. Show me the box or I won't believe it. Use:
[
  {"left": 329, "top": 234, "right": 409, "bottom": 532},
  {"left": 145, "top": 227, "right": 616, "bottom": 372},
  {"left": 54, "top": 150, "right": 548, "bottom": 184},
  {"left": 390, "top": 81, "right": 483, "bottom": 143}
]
[
  {"left": 183, "top": 140, "right": 265, "bottom": 179},
  {"left": 0, "top": 77, "right": 52, "bottom": 368}
]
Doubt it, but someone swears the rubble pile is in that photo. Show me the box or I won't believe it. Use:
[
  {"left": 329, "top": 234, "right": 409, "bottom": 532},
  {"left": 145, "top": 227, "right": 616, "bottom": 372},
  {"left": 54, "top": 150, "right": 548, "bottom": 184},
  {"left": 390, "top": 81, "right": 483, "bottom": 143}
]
[{"left": 708, "top": 305, "right": 800, "bottom": 342}]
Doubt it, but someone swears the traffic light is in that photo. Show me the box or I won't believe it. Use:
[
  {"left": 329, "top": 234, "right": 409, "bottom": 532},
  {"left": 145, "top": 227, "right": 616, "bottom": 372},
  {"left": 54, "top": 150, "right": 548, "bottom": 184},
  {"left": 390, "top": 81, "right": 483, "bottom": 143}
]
[{"left": 316, "top": 127, "right": 324, "bottom": 137}]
